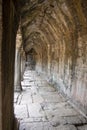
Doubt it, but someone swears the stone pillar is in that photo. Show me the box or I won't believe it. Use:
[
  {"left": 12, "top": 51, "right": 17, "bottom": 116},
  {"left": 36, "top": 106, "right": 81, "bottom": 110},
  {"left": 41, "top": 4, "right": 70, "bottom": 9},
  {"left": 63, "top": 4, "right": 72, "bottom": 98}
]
[
  {"left": 0, "top": 1, "right": 2, "bottom": 130},
  {"left": 14, "top": 49, "right": 22, "bottom": 91},
  {"left": 2, "top": 1, "right": 19, "bottom": 130},
  {"left": 21, "top": 55, "right": 25, "bottom": 81}
]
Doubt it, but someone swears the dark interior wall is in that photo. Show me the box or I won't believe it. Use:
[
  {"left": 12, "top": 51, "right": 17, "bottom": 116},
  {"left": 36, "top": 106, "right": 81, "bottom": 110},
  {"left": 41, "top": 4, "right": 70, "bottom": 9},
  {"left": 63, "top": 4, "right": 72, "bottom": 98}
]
[
  {"left": 0, "top": 0, "right": 2, "bottom": 129},
  {"left": 2, "top": 0, "right": 19, "bottom": 130}
]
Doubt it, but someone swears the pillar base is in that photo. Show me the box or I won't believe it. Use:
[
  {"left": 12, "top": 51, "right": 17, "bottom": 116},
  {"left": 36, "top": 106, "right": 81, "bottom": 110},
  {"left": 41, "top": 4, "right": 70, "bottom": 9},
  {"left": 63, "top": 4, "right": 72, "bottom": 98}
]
[
  {"left": 14, "top": 85, "right": 22, "bottom": 92},
  {"left": 14, "top": 117, "right": 20, "bottom": 130}
]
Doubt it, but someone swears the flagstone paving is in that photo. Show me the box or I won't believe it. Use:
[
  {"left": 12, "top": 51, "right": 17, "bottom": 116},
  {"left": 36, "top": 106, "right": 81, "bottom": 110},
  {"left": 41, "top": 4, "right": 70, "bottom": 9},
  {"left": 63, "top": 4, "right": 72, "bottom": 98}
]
[{"left": 14, "top": 69, "right": 87, "bottom": 130}]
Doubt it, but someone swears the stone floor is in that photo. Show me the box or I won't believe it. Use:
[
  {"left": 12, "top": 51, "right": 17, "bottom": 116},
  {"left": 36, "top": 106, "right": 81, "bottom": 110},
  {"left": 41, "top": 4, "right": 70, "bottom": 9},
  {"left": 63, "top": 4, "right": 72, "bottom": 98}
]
[{"left": 14, "top": 69, "right": 87, "bottom": 130}]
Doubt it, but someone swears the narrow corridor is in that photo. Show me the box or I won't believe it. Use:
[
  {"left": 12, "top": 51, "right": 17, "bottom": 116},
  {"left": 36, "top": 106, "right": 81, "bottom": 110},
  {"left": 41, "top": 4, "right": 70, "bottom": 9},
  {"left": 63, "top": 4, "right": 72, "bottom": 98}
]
[{"left": 14, "top": 68, "right": 87, "bottom": 130}]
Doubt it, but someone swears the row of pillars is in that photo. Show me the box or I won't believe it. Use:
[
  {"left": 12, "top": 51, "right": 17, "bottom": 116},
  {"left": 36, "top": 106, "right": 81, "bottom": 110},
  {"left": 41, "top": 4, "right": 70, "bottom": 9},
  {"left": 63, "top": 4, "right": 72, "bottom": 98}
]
[{"left": 14, "top": 48, "right": 37, "bottom": 91}]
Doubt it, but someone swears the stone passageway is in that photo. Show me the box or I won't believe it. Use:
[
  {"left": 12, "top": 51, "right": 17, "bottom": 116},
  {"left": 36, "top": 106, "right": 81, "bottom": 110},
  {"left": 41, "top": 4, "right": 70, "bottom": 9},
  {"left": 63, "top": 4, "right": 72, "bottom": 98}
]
[
  {"left": 14, "top": 68, "right": 87, "bottom": 130},
  {"left": 0, "top": 1, "right": 87, "bottom": 130}
]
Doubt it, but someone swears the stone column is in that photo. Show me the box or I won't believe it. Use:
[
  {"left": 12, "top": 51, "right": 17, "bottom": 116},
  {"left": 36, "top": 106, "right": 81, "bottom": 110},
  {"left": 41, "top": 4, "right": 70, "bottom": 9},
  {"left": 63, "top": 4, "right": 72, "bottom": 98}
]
[
  {"left": 14, "top": 49, "right": 22, "bottom": 91},
  {"left": 0, "top": 1, "right": 2, "bottom": 130},
  {"left": 21, "top": 55, "right": 25, "bottom": 81}
]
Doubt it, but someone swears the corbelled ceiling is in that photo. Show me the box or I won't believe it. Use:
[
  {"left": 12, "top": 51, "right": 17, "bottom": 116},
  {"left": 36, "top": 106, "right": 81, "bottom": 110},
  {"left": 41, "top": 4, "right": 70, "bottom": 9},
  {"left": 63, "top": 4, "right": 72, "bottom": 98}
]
[{"left": 17, "top": 0, "right": 87, "bottom": 55}]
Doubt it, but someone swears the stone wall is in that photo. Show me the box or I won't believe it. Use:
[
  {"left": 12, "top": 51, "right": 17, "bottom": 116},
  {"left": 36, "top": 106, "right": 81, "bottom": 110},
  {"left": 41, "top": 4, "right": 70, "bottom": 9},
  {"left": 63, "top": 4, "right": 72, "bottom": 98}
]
[{"left": 44, "top": 33, "right": 87, "bottom": 115}]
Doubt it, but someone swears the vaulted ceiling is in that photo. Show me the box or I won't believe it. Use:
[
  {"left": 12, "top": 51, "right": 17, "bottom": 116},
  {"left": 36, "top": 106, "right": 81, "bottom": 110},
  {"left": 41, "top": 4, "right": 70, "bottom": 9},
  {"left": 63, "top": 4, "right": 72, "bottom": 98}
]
[{"left": 17, "top": 0, "right": 87, "bottom": 54}]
